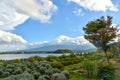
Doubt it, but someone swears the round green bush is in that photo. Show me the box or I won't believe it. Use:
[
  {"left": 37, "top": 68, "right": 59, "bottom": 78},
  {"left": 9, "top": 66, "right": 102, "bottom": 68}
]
[
  {"left": 38, "top": 75, "right": 50, "bottom": 80},
  {"left": 1, "top": 72, "right": 10, "bottom": 78},
  {"left": 5, "top": 68, "right": 13, "bottom": 74},
  {"left": 50, "top": 62, "right": 64, "bottom": 70},
  {"left": 32, "top": 71, "right": 41, "bottom": 79},
  {"left": 97, "top": 63, "right": 115, "bottom": 80},
  {"left": 52, "top": 68, "right": 60, "bottom": 73},
  {"left": 45, "top": 69, "right": 53, "bottom": 76},
  {"left": 39, "top": 67, "right": 47, "bottom": 74},
  {"left": 61, "top": 71, "right": 70, "bottom": 78},
  {"left": 3, "top": 72, "right": 34, "bottom": 80},
  {"left": 51, "top": 73, "right": 66, "bottom": 80},
  {"left": 13, "top": 68, "right": 23, "bottom": 75}
]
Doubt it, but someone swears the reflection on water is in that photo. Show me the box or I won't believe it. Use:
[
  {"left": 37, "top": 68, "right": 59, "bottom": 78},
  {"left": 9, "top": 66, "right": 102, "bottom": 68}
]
[{"left": 0, "top": 53, "right": 63, "bottom": 60}]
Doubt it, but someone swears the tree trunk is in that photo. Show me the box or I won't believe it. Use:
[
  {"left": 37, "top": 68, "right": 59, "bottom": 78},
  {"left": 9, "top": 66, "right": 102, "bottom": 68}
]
[{"left": 104, "top": 51, "right": 110, "bottom": 64}]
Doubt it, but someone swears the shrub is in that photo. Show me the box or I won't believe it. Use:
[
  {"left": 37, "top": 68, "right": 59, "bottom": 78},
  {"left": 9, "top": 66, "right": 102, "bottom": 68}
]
[
  {"left": 38, "top": 75, "right": 50, "bottom": 80},
  {"left": 51, "top": 73, "right": 66, "bottom": 80},
  {"left": 61, "top": 70, "right": 70, "bottom": 78},
  {"left": 81, "top": 59, "right": 97, "bottom": 78},
  {"left": 13, "top": 68, "right": 23, "bottom": 75},
  {"left": 45, "top": 69, "right": 53, "bottom": 76},
  {"left": 5, "top": 64, "right": 14, "bottom": 68},
  {"left": 39, "top": 67, "right": 47, "bottom": 74},
  {"left": 38, "top": 76, "right": 46, "bottom": 80},
  {"left": 52, "top": 68, "right": 60, "bottom": 73},
  {"left": 107, "top": 52, "right": 114, "bottom": 59},
  {"left": 3, "top": 72, "right": 34, "bottom": 80},
  {"left": 42, "top": 63, "right": 52, "bottom": 69},
  {"left": 13, "top": 59, "right": 21, "bottom": 63},
  {"left": 46, "top": 56, "right": 58, "bottom": 62},
  {"left": 59, "top": 54, "right": 67, "bottom": 60},
  {"left": 69, "top": 53, "right": 77, "bottom": 58},
  {"left": 28, "top": 57, "right": 35, "bottom": 62},
  {"left": 0, "top": 70, "right": 2, "bottom": 76},
  {"left": 32, "top": 71, "right": 41, "bottom": 79},
  {"left": 97, "top": 63, "right": 116, "bottom": 80},
  {"left": 0, "top": 61, "right": 3, "bottom": 66},
  {"left": 1, "top": 72, "right": 10, "bottom": 78},
  {"left": 50, "top": 62, "right": 64, "bottom": 70},
  {"left": 34, "top": 56, "right": 44, "bottom": 61}
]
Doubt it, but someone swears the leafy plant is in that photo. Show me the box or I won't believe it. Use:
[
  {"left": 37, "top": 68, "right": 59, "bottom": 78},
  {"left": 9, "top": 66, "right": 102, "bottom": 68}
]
[
  {"left": 97, "top": 63, "right": 116, "bottom": 80},
  {"left": 51, "top": 73, "right": 66, "bottom": 80},
  {"left": 81, "top": 59, "right": 97, "bottom": 78},
  {"left": 83, "top": 16, "right": 119, "bottom": 63}
]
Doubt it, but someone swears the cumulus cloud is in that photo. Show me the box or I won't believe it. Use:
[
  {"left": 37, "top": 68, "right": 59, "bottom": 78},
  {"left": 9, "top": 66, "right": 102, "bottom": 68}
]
[
  {"left": 0, "top": 30, "right": 27, "bottom": 52},
  {"left": 0, "top": 0, "right": 58, "bottom": 52},
  {"left": 0, "top": 2, "right": 29, "bottom": 31},
  {"left": 68, "top": 0, "right": 118, "bottom": 12},
  {"left": 52, "top": 35, "right": 92, "bottom": 45},
  {"left": 0, "top": 0, "right": 57, "bottom": 31},
  {"left": 5, "top": 0, "right": 58, "bottom": 23}
]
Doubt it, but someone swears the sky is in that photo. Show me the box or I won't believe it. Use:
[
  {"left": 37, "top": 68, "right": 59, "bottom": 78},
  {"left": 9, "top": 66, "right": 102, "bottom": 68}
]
[{"left": 0, "top": 0, "right": 120, "bottom": 52}]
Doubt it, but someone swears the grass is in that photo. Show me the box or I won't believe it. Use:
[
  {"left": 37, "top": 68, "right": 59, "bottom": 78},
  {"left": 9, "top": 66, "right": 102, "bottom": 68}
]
[
  {"left": 68, "top": 72, "right": 86, "bottom": 80},
  {"left": 64, "top": 62, "right": 96, "bottom": 80},
  {"left": 64, "top": 63, "right": 81, "bottom": 71}
]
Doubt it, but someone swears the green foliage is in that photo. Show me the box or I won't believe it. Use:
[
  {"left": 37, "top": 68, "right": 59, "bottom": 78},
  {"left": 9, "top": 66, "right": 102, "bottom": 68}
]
[
  {"left": 61, "top": 70, "right": 70, "bottom": 78},
  {"left": 0, "top": 61, "right": 3, "bottom": 66},
  {"left": 0, "top": 58, "right": 68, "bottom": 80},
  {"left": 52, "top": 68, "right": 60, "bottom": 73},
  {"left": 13, "top": 59, "right": 21, "bottom": 63},
  {"left": 33, "top": 56, "right": 44, "bottom": 61},
  {"left": 69, "top": 53, "right": 77, "bottom": 58},
  {"left": 81, "top": 59, "right": 97, "bottom": 78},
  {"left": 97, "top": 63, "right": 116, "bottom": 80},
  {"left": 38, "top": 75, "right": 50, "bottom": 80},
  {"left": 45, "top": 69, "right": 53, "bottom": 76},
  {"left": 50, "top": 62, "right": 64, "bottom": 70},
  {"left": 46, "top": 56, "right": 59, "bottom": 62},
  {"left": 59, "top": 54, "right": 67, "bottom": 60},
  {"left": 54, "top": 49, "right": 74, "bottom": 53},
  {"left": 1, "top": 72, "right": 10, "bottom": 78},
  {"left": 32, "top": 71, "right": 41, "bottom": 79},
  {"left": 13, "top": 68, "right": 23, "bottom": 75},
  {"left": 83, "top": 16, "right": 118, "bottom": 48},
  {"left": 39, "top": 67, "right": 47, "bottom": 74},
  {"left": 107, "top": 52, "right": 114, "bottom": 59},
  {"left": 28, "top": 57, "right": 35, "bottom": 62},
  {"left": 51, "top": 73, "right": 66, "bottom": 80},
  {"left": 3, "top": 72, "right": 34, "bottom": 80},
  {"left": 83, "top": 16, "right": 119, "bottom": 63}
]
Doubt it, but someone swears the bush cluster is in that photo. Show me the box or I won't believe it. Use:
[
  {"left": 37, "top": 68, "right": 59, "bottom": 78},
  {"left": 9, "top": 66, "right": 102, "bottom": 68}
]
[
  {"left": 46, "top": 53, "right": 82, "bottom": 66},
  {"left": 97, "top": 63, "right": 116, "bottom": 80},
  {"left": 0, "top": 59, "right": 69, "bottom": 80}
]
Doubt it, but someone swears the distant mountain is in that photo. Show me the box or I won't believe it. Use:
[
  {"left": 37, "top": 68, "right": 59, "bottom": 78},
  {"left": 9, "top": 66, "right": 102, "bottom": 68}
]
[{"left": 23, "top": 35, "right": 97, "bottom": 52}]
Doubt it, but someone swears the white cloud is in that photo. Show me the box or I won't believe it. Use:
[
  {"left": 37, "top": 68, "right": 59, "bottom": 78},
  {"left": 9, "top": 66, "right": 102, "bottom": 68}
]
[
  {"left": 0, "top": 0, "right": 57, "bottom": 31},
  {"left": 68, "top": 0, "right": 118, "bottom": 12},
  {"left": 53, "top": 35, "right": 91, "bottom": 45},
  {"left": 0, "top": 30, "right": 27, "bottom": 52},
  {"left": 0, "top": 2, "right": 29, "bottom": 31},
  {"left": 5, "top": 0, "right": 58, "bottom": 23},
  {"left": 73, "top": 8, "right": 84, "bottom": 16},
  {"left": 0, "top": 0, "right": 58, "bottom": 52}
]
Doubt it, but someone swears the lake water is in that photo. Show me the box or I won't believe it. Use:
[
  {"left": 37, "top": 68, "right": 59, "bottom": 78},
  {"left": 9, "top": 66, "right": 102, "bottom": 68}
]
[{"left": 0, "top": 53, "right": 64, "bottom": 60}]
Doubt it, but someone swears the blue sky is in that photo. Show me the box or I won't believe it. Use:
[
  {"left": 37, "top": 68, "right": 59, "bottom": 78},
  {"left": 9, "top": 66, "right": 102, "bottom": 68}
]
[
  {"left": 12, "top": 0, "right": 120, "bottom": 43},
  {"left": 0, "top": 0, "right": 120, "bottom": 51}
]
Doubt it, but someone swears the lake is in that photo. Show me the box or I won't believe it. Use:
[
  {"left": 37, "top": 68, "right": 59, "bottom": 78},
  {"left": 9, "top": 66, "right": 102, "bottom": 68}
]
[{"left": 0, "top": 53, "right": 65, "bottom": 60}]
